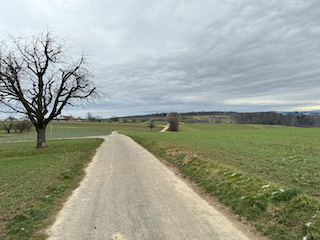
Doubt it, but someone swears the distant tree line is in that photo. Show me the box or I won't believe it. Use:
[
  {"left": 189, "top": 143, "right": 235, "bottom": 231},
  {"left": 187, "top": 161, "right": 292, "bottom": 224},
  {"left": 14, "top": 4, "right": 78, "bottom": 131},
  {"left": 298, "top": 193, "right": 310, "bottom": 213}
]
[
  {"left": 179, "top": 111, "right": 236, "bottom": 116},
  {"left": 124, "top": 111, "right": 235, "bottom": 119},
  {"left": 235, "top": 112, "right": 320, "bottom": 127}
]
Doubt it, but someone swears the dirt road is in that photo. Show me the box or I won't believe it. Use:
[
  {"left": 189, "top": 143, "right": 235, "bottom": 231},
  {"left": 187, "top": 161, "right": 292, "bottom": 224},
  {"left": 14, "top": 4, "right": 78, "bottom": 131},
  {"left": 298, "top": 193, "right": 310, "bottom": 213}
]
[{"left": 47, "top": 132, "right": 251, "bottom": 240}]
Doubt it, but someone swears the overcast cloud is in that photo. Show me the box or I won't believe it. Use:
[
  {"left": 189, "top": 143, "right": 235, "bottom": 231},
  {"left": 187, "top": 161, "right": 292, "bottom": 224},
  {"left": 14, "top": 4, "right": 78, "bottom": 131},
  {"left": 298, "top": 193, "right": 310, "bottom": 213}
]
[{"left": 1, "top": 0, "right": 320, "bottom": 117}]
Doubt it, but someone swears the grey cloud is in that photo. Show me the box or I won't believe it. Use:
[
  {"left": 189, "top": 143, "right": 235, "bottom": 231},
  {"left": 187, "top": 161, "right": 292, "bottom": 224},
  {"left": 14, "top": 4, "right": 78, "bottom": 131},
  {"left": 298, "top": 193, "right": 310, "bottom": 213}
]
[{"left": 1, "top": 0, "right": 320, "bottom": 117}]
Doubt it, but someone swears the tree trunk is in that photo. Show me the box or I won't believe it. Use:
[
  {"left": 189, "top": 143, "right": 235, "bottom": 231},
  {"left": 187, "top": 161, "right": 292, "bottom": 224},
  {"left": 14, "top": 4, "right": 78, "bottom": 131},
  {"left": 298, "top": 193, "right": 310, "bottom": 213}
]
[{"left": 36, "top": 125, "right": 47, "bottom": 148}]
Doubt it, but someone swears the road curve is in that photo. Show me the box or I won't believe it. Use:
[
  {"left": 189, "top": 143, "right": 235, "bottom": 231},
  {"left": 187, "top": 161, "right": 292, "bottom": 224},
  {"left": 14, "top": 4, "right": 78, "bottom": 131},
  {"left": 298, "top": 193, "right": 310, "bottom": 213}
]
[{"left": 47, "top": 131, "right": 250, "bottom": 240}]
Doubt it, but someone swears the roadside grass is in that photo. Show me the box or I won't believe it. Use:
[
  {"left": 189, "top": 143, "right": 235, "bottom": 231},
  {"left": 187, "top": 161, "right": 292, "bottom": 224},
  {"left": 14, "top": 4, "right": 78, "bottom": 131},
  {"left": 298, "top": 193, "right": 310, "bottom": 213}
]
[
  {"left": 0, "top": 138, "right": 103, "bottom": 239},
  {"left": 128, "top": 125, "right": 320, "bottom": 240}
]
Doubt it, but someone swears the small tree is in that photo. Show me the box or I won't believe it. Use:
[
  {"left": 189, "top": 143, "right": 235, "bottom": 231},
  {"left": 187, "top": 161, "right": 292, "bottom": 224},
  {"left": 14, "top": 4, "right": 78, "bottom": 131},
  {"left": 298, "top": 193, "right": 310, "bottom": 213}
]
[
  {"left": 148, "top": 121, "right": 155, "bottom": 130},
  {"left": 25, "top": 121, "right": 32, "bottom": 131},
  {"left": 110, "top": 116, "right": 119, "bottom": 123},
  {"left": 15, "top": 121, "right": 31, "bottom": 134},
  {"left": 131, "top": 118, "right": 136, "bottom": 123},
  {"left": 1, "top": 121, "right": 14, "bottom": 133},
  {"left": 168, "top": 112, "right": 179, "bottom": 131},
  {"left": 12, "top": 122, "right": 19, "bottom": 133},
  {"left": 0, "top": 30, "right": 98, "bottom": 148}
]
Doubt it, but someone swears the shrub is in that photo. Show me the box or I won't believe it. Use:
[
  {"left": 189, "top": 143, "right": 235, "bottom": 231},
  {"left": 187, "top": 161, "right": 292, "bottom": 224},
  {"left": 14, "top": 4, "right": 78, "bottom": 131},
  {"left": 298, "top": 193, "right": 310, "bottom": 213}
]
[{"left": 168, "top": 112, "right": 179, "bottom": 131}]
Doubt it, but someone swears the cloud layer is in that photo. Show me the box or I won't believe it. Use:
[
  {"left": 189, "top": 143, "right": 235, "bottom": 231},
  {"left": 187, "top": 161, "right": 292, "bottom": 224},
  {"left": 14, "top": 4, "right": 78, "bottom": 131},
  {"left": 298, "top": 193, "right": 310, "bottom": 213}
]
[{"left": 1, "top": 0, "right": 320, "bottom": 117}]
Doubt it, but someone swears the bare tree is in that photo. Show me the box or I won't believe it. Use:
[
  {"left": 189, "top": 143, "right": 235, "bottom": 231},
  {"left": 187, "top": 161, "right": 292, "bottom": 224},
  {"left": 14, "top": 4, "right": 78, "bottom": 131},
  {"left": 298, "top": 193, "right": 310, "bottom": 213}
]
[
  {"left": 15, "top": 121, "right": 32, "bottom": 134},
  {"left": 0, "top": 30, "right": 98, "bottom": 148},
  {"left": 12, "top": 122, "right": 19, "bottom": 133},
  {"left": 131, "top": 118, "right": 136, "bottom": 123},
  {"left": 86, "top": 112, "right": 95, "bottom": 122},
  {"left": 1, "top": 121, "right": 14, "bottom": 133}
]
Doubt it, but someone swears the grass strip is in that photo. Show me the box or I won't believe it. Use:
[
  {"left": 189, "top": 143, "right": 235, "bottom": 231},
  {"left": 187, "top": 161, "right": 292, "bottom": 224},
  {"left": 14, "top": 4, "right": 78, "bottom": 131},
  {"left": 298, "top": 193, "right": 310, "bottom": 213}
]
[
  {"left": 129, "top": 134, "right": 320, "bottom": 240},
  {"left": 0, "top": 138, "right": 104, "bottom": 239}
]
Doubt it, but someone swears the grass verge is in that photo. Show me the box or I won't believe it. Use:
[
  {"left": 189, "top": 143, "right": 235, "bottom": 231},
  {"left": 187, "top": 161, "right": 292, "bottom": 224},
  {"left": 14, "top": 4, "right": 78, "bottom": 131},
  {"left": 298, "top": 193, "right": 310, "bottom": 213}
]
[
  {"left": 0, "top": 138, "right": 103, "bottom": 239},
  {"left": 128, "top": 128, "right": 320, "bottom": 240}
]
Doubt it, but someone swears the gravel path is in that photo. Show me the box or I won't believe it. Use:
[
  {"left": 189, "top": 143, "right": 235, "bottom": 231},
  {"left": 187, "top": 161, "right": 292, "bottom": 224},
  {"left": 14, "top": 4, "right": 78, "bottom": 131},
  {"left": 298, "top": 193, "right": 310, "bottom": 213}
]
[{"left": 47, "top": 131, "right": 250, "bottom": 240}]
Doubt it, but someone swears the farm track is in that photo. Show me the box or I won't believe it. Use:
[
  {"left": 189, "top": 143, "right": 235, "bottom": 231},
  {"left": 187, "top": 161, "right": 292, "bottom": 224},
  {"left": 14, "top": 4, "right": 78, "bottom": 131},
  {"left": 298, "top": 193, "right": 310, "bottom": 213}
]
[{"left": 160, "top": 123, "right": 170, "bottom": 132}]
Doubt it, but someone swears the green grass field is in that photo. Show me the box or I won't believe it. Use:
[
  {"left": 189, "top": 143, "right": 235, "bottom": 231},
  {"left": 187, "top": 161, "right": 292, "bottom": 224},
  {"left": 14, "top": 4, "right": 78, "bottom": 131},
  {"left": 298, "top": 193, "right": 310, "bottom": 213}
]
[
  {"left": 133, "top": 124, "right": 320, "bottom": 196},
  {"left": 128, "top": 124, "right": 320, "bottom": 240},
  {"left": 0, "top": 121, "right": 162, "bottom": 143},
  {"left": 0, "top": 139, "right": 103, "bottom": 239}
]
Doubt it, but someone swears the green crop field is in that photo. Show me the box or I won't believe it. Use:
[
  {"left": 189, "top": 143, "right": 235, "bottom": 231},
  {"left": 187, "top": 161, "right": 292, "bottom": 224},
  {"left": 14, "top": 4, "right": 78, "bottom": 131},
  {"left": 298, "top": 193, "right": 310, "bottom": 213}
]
[
  {"left": 128, "top": 124, "right": 320, "bottom": 239},
  {"left": 130, "top": 125, "right": 320, "bottom": 195}
]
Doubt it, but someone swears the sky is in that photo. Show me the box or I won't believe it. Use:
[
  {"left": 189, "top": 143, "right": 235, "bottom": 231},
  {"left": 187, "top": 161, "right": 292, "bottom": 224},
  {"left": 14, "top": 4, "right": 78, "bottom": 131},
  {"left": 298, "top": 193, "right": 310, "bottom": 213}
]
[{"left": 1, "top": 0, "right": 320, "bottom": 118}]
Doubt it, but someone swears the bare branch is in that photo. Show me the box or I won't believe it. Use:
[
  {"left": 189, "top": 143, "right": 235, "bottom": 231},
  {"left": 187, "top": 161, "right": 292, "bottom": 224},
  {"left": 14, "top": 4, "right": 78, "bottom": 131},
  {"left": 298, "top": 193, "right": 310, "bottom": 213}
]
[{"left": 0, "top": 29, "right": 99, "bottom": 148}]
